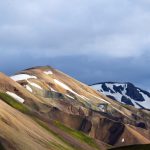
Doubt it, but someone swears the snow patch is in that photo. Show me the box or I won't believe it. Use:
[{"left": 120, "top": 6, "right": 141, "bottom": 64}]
[
  {"left": 53, "top": 79, "right": 87, "bottom": 100},
  {"left": 25, "top": 85, "right": 32, "bottom": 92},
  {"left": 44, "top": 70, "right": 53, "bottom": 75},
  {"left": 54, "top": 79, "right": 73, "bottom": 91},
  {"left": 66, "top": 94, "right": 74, "bottom": 99},
  {"left": 106, "top": 83, "right": 115, "bottom": 93},
  {"left": 28, "top": 81, "right": 42, "bottom": 90},
  {"left": 11, "top": 74, "right": 37, "bottom": 81},
  {"left": 98, "top": 104, "right": 106, "bottom": 112},
  {"left": 136, "top": 91, "right": 150, "bottom": 109},
  {"left": 92, "top": 84, "right": 103, "bottom": 91},
  {"left": 6, "top": 91, "right": 25, "bottom": 103},
  {"left": 121, "top": 138, "right": 125, "bottom": 143},
  {"left": 50, "top": 87, "right": 57, "bottom": 92}
]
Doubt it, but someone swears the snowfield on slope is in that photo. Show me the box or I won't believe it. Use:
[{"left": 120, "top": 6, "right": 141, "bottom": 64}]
[
  {"left": 11, "top": 74, "right": 37, "bottom": 81},
  {"left": 6, "top": 91, "right": 25, "bottom": 103}
]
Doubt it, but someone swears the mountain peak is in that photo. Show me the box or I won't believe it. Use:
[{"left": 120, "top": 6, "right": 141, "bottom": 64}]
[
  {"left": 91, "top": 82, "right": 150, "bottom": 110},
  {"left": 24, "top": 65, "right": 53, "bottom": 71}
]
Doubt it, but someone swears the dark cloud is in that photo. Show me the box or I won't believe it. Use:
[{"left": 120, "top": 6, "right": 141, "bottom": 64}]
[
  {"left": 1, "top": 0, "right": 150, "bottom": 90},
  {"left": 1, "top": 54, "right": 150, "bottom": 91}
]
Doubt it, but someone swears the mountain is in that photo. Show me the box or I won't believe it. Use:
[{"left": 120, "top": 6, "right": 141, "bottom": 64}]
[
  {"left": 0, "top": 66, "right": 150, "bottom": 150},
  {"left": 91, "top": 82, "right": 150, "bottom": 110}
]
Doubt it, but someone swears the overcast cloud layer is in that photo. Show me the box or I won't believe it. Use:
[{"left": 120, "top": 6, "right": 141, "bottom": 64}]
[{"left": 1, "top": 0, "right": 150, "bottom": 90}]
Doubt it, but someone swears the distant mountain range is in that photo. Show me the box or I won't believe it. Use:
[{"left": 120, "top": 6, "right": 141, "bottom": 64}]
[
  {"left": 90, "top": 82, "right": 150, "bottom": 110},
  {"left": 0, "top": 66, "right": 150, "bottom": 150}
]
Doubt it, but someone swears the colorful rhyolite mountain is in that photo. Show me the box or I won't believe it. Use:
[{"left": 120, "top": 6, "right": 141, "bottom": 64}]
[
  {"left": 0, "top": 66, "right": 150, "bottom": 150},
  {"left": 91, "top": 82, "right": 150, "bottom": 110}
]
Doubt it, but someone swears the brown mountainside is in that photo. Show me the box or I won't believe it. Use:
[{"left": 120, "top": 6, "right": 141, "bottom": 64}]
[{"left": 0, "top": 66, "right": 150, "bottom": 150}]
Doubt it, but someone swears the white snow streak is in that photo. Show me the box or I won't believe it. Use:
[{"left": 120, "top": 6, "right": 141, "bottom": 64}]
[
  {"left": 6, "top": 91, "right": 25, "bottom": 103},
  {"left": 50, "top": 87, "right": 57, "bottom": 92},
  {"left": 28, "top": 81, "right": 42, "bottom": 90},
  {"left": 25, "top": 85, "right": 32, "bottom": 92},
  {"left": 66, "top": 94, "right": 75, "bottom": 99},
  {"left": 53, "top": 79, "right": 89, "bottom": 100}
]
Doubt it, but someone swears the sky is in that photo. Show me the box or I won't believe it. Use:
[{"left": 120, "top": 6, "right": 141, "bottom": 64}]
[{"left": 1, "top": 0, "right": 150, "bottom": 90}]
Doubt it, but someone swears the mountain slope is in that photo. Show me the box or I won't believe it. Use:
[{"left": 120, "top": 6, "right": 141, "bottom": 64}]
[
  {"left": 91, "top": 82, "right": 150, "bottom": 110},
  {"left": 0, "top": 97, "right": 78, "bottom": 150},
  {"left": 10, "top": 67, "right": 150, "bottom": 145},
  {"left": 0, "top": 66, "right": 150, "bottom": 149},
  {"left": 0, "top": 72, "right": 102, "bottom": 150}
]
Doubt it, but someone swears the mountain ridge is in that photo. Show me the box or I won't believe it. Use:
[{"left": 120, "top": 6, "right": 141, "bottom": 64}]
[{"left": 0, "top": 66, "right": 150, "bottom": 150}]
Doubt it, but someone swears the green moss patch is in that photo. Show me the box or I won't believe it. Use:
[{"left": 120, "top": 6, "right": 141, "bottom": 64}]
[
  {"left": 0, "top": 92, "right": 30, "bottom": 114},
  {"left": 53, "top": 120, "right": 99, "bottom": 149},
  {"left": 0, "top": 92, "right": 100, "bottom": 150},
  {"left": 34, "top": 119, "right": 80, "bottom": 150}
]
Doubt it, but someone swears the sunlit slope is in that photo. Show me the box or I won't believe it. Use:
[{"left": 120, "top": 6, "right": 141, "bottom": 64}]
[
  {"left": 0, "top": 100, "right": 78, "bottom": 150},
  {"left": 0, "top": 66, "right": 149, "bottom": 149},
  {"left": 9, "top": 66, "right": 150, "bottom": 147},
  {"left": 0, "top": 72, "right": 102, "bottom": 150}
]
